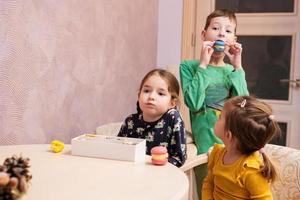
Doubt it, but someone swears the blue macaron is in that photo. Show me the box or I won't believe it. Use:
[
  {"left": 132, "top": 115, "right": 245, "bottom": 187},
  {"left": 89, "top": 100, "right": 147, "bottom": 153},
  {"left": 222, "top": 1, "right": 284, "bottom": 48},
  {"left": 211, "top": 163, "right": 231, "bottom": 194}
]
[{"left": 213, "top": 40, "right": 225, "bottom": 52}]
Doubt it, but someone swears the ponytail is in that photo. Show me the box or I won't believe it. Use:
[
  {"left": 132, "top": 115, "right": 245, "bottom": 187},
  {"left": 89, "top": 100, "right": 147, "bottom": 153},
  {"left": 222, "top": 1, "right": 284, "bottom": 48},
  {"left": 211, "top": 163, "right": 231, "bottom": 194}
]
[
  {"left": 224, "top": 96, "right": 281, "bottom": 182},
  {"left": 260, "top": 116, "right": 281, "bottom": 182},
  {"left": 260, "top": 152, "right": 277, "bottom": 182}
]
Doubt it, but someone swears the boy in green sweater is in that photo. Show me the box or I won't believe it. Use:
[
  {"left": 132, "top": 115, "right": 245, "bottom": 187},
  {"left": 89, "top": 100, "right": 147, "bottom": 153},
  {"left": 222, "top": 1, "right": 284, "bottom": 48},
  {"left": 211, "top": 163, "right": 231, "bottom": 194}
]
[{"left": 180, "top": 9, "right": 249, "bottom": 198}]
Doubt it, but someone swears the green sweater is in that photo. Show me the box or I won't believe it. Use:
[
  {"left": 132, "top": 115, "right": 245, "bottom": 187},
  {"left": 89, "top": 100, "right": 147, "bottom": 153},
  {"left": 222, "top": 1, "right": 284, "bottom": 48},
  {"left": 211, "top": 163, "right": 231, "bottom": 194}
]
[{"left": 180, "top": 60, "right": 249, "bottom": 154}]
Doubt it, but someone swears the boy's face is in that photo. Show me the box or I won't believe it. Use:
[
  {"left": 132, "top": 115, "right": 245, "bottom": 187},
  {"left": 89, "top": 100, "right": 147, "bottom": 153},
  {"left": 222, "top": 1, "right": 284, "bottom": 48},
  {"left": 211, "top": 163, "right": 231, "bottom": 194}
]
[{"left": 202, "top": 16, "right": 236, "bottom": 44}]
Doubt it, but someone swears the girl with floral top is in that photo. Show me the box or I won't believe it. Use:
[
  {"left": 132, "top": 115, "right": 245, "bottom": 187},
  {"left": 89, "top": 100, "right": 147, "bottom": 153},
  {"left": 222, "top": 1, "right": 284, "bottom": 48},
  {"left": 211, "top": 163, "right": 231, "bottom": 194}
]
[{"left": 118, "top": 69, "right": 186, "bottom": 167}]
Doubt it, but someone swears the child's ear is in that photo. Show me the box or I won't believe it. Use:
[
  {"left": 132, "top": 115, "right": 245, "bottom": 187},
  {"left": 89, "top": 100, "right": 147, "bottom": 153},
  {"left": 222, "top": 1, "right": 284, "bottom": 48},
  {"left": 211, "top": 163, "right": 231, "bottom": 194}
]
[
  {"left": 226, "top": 130, "right": 233, "bottom": 140},
  {"left": 169, "top": 98, "right": 177, "bottom": 109},
  {"left": 201, "top": 30, "right": 206, "bottom": 40}
]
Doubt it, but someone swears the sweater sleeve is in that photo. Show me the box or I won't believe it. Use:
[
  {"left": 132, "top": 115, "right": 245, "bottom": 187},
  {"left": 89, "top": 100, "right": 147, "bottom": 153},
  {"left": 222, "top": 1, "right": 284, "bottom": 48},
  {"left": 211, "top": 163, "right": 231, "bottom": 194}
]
[
  {"left": 117, "top": 116, "right": 130, "bottom": 137},
  {"left": 202, "top": 144, "right": 221, "bottom": 200},
  {"left": 167, "top": 110, "right": 187, "bottom": 167},
  {"left": 244, "top": 171, "right": 273, "bottom": 200},
  {"left": 228, "top": 68, "right": 249, "bottom": 96},
  {"left": 180, "top": 60, "right": 211, "bottom": 112}
]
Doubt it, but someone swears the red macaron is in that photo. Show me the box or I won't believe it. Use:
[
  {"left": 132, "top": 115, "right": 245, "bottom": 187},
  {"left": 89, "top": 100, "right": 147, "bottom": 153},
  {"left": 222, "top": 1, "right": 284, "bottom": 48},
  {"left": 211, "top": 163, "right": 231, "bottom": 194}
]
[{"left": 151, "top": 146, "right": 168, "bottom": 165}]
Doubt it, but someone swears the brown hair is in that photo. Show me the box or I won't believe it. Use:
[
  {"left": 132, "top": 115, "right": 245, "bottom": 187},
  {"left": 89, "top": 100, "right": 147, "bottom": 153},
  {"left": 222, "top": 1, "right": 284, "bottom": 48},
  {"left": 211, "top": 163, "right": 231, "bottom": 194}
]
[
  {"left": 204, "top": 9, "right": 237, "bottom": 33},
  {"left": 224, "top": 96, "right": 281, "bottom": 182},
  {"left": 138, "top": 69, "right": 180, "bottom": 105}
]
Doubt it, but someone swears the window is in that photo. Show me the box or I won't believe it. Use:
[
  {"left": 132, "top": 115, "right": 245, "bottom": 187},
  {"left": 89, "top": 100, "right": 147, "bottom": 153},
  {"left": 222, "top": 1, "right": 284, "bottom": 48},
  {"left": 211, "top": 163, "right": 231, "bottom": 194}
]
[{"left": 215, "top": 0, "right": 294, "bottom": 13}]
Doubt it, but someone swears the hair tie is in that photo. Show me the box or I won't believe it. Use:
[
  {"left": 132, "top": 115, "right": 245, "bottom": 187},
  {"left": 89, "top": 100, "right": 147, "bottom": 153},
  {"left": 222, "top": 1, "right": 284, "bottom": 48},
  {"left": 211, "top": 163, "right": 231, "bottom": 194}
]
[
  {"left": 268, "top": 115, "right": 275, "bottom": 120},
  {"left": 240, "top": 99, "right": 247, "bottom": 108},
  {"left": 259, "top": 148, "right": 265, "bottom": 154}
]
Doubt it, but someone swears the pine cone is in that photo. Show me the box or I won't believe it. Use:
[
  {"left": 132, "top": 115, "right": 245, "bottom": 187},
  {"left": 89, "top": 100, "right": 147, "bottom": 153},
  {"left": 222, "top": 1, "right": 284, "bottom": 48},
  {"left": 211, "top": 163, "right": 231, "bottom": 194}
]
[
  {"left": 0, "top": 155, "right": 32, "bottom": 200},
  {"left": 0, "top": 185, "right": 15, "bottom": 200},
  {"left": 0, "top": 172, "right": 10, "bottom": 187},
  {"left": 3, "top": 156, "right": 32, "bottom": 182},
  {"left": 0, "top": 165, "right": 6, "bottom": 173}
]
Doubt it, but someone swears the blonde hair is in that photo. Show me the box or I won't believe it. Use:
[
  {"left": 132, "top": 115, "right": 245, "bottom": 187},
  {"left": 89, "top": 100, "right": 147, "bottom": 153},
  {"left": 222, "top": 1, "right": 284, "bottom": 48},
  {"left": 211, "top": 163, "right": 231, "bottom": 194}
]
[{"left": 224, "top": 96, "right": 281, "bottom": 182}]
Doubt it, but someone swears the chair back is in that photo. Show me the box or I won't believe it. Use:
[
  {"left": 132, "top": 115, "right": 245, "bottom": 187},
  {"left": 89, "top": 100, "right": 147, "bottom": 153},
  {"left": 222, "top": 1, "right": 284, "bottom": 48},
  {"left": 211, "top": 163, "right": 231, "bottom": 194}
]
[
  {"left": 96, "top": 122, "right": 122, "bottom": 136},
  {"left": 265, "top": 144, "right": 300, "bottom": 200}
]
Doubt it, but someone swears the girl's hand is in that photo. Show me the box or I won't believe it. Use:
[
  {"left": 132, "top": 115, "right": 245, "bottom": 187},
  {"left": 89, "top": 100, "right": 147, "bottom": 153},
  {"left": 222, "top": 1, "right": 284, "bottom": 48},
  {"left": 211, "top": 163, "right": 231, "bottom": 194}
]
[
  {"left": 224, "top": 42, "right": 242, "bottom": 70},
  {"left": 199, "top": 41, "right": 214, "bottom": 69}
]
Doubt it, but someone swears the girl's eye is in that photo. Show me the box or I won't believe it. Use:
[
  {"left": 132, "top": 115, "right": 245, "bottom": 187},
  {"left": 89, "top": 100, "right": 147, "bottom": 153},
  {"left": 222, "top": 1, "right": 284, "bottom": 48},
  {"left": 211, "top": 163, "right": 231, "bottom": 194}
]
[
  {"left": 143, "top": 89, "right": 150, "bottom": 93},
  {"left": 158, "top": 92, "right": 166, "bottom": 96},
  {"left": 226, "top": 30, "right": 232, "bottom": 33},
  {"left": 212, "top": 27, "right": 218, "bottom": 30}
]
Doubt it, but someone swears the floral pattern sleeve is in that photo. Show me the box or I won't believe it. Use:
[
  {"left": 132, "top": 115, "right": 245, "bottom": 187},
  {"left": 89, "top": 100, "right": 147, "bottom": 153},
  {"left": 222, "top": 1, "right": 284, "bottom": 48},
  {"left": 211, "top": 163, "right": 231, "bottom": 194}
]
[
  {"left": 117, "top": 115, "right": 131, "bottom": 137},
  {"left": 167, "top": 109, "right": 187, "bottom": 167}
]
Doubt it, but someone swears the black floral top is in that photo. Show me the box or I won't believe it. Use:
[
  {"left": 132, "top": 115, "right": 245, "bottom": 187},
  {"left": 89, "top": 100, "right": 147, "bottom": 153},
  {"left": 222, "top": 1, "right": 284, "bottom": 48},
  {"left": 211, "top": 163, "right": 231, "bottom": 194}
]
[{"left": 118, "top": 108, "right": 186, "bottom": 167}]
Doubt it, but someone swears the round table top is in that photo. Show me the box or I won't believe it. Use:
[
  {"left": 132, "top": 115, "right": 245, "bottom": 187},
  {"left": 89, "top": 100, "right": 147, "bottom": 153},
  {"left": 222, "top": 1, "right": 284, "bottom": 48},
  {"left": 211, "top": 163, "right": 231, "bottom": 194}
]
[{"left": 0, "top": 144, "right": 188, "bottom": 200}]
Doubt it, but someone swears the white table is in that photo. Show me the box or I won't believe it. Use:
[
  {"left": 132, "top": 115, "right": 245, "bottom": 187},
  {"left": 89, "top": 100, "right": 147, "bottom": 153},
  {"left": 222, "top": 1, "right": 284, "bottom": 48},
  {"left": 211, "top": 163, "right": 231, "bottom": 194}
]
[{"left": 0, "top": 144, "right": 188, "bottom": 200}]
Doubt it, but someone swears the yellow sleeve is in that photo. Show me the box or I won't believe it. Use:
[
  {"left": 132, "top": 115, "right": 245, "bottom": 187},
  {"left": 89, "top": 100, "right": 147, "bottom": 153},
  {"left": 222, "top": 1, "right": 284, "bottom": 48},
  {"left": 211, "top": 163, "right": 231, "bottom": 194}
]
[
  {"left": 245, "top": 171, "right": 272, "bottom": 200},
  {"left": 202, "top": 144, "right": 223, "bottom": 200}
]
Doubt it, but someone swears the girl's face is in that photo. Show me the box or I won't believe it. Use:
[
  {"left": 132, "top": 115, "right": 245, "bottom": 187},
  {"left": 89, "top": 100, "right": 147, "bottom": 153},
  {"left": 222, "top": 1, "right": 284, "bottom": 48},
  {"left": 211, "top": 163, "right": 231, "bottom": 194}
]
[
  {"left": 214, "top": 106, "right": 228, "bottom": 141},
  {"left": 202, "top": 16, "right": 236, "bottom": 45},
  {"left": 138, "top": 75, "right": 175, "bottom": 122}
]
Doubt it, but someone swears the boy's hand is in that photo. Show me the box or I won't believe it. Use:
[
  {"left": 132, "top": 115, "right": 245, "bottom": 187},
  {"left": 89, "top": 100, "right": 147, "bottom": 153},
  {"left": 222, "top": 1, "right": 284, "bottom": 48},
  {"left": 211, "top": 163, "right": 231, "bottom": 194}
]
[
  {"left": 224, "top": 42, "right": 242, "bottom": 70},
  {"left": 199, "top": 41, "right": 214, "bottom": 69}
]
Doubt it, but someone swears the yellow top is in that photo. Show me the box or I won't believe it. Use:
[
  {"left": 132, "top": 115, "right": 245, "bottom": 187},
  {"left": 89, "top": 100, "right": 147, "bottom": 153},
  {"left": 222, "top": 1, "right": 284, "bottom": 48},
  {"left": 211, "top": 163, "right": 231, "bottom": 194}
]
[{"left": 202, "top": 144, "right": 272, "bottom": 200}]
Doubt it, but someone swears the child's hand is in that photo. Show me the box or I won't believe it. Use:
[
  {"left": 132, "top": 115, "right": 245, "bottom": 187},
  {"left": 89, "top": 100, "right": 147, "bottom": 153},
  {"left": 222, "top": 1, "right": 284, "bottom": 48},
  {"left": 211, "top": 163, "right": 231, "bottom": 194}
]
[
  {"left": 224, "top": 42, "right": 242, "bottom": 70},
  {"left": 199, "top": 41, "right": 214, "bottom": 69}
]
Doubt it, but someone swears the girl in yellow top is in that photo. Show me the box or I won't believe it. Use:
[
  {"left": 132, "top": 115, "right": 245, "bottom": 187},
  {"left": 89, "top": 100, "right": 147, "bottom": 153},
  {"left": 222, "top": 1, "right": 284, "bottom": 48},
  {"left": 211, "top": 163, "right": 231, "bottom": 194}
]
[{"left": 202, "top": 96, "right": 281, "bottom": 200}]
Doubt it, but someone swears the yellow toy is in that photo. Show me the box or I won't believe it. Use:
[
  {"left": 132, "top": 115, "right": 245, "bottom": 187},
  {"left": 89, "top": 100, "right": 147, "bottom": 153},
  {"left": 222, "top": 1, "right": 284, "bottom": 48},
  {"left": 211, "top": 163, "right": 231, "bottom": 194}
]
[{"left": 50, "top": 140, "right": 65, "bottom": 153}]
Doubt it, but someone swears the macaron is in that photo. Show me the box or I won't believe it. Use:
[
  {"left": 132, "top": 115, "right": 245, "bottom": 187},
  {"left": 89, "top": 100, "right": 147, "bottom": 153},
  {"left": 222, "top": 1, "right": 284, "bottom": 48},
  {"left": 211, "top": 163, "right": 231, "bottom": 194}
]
[
  {"left": 151, "top": 146, "right": 168, "bottom": 165},
  {"left": 213, "top": 40, "right": 225, "bottom": 52}
]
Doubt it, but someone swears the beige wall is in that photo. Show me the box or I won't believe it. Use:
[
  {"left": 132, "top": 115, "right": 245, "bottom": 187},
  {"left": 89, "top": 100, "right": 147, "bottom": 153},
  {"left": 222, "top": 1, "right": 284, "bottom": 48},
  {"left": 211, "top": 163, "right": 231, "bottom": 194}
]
[{"left": 0, "top": 0, "right": 158, "bottom": 144}]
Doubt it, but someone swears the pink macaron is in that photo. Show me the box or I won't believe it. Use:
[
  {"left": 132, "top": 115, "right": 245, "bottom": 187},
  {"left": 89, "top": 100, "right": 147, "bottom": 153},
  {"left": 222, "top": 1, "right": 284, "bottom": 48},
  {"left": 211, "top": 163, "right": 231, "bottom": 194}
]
[{"left": 151, "top": 146, "right": 168, "bottom": 165}]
